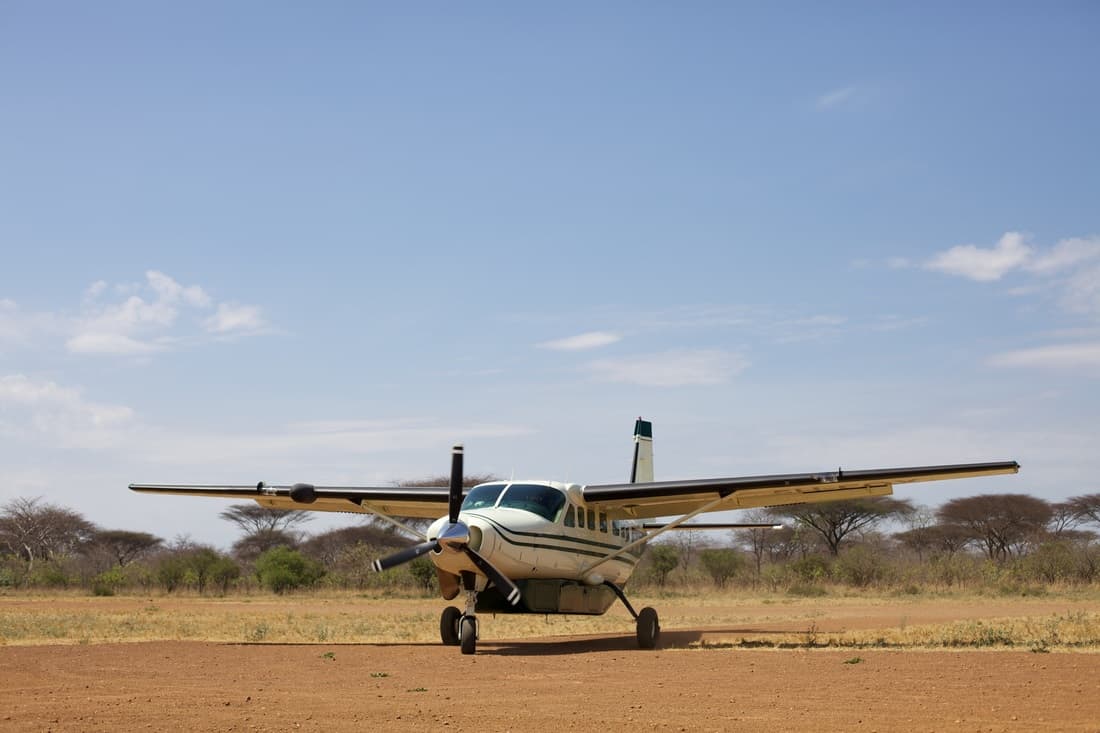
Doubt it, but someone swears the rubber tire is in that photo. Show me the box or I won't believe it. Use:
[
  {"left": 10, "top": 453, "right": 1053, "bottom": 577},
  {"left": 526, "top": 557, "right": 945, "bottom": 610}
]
[
  {"left": 636, "top": 606, "right": 660, "bottom": 649},
  {"left": 440, "top": 606, "right": 461, "bottom": 646},
  {"left": 459, "top": 615, "right": 477, "bottom": 655}
]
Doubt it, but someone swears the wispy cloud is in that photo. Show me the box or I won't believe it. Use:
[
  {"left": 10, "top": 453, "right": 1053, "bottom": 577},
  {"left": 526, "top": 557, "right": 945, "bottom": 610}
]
[
  {"left": 537, "top": 331, "right": 621, "bottom": 351},
  {"left": 988, "top": 343, "right": 1100, "bottom": 372},
  {"left": 204, "top": 302, "right": 265, "bottom": 334},
  {"left": 3, "top": 270, "right": 270, "bottom": 356},
  {"left": 817, "top": 85, "right": 858, "bottom": 109},
  {"left": 587, "top": 349, "right": 749, "bottom": 387},
  {"left": 0, "top": 299, "right": 61, "bottom": 347},
  {"left": 0, "top": 374, "right": 136, "bottom": 449},
  {"left": 925, "top": 231, "right": 1034, "bottom": 282},
  {"left": 923, "top": 232, "right": 1100, "bottom": 320}
]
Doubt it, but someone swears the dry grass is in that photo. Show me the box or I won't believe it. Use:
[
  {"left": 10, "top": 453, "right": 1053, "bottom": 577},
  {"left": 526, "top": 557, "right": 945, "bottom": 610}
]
[{"left": 2, "top": 590, "right": 1100, "bottom": 651}]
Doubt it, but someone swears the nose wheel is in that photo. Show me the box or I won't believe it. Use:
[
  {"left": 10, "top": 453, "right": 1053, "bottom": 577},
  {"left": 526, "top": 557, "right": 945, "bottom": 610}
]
[
  {"left": 440, "top": 587, "right": 481, "bottom": 654},
  {"left": 459, "top": 615, "right": 478, "bottom": 654}
]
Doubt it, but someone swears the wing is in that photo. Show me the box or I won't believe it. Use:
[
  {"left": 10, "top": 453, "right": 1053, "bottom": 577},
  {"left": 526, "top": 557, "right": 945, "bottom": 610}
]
[
  {"left": 128, "top": 482, "right": 450, "bottom": 519},
  {"left": 582, "top": 461, "right": 1020, "bottom": 519}
]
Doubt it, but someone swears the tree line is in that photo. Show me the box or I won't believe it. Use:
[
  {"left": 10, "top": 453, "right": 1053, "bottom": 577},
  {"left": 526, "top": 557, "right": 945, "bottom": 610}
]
[{"left": 3, "top": 490, "right": 1100, "bottom": 595}]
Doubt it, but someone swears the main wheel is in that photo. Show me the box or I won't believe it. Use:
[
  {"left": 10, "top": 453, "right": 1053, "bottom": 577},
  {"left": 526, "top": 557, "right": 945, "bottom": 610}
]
[
  {"left": 636, "top": 606, "right": 659, "bottom": 649},
  {"left": 459, "top": 615, "right": 477, "bottom": 655},
  {"left": 440, "top": 606, "right": 461, "bottom": 646}
]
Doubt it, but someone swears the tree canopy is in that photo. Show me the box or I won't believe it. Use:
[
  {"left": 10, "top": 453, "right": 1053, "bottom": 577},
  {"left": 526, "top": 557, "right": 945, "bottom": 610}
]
[
  {"left": 937, "top": 493, "right": 1052, "bottom": 561},
  {"left": 772, "top": 497, "right": 914, "bottom": 556}
]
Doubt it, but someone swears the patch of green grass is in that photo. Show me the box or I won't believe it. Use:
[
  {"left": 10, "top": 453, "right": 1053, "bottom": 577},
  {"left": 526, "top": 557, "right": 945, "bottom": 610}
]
[
  {"left": 843, "top": 656, "right": 864, "bottom": 664},
  {"left": 370, "top": 672, "right": 389, "bottom": 678}
]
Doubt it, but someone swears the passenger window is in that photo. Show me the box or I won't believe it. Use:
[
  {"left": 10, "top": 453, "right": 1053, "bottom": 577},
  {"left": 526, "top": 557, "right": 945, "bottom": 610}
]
[
  {"left": 564, "top": 506, "right": 575, "bottom": 527},
  {"left": 599, "top": 515, "right": 608, "bottom": 534},
  {"left": 587, "top": 510, "right": 596, "bottom": 531}
]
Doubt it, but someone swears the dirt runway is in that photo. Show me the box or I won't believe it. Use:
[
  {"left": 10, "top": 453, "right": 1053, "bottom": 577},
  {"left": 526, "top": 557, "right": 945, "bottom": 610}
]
[{"left": 3, "top": 635, "right": 1100, "bottom": 732}]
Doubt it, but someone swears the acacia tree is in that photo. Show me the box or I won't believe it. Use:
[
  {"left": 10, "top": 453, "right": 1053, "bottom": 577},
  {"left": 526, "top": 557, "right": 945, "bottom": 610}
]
[
  {"left": 0, "top": 497, "right": 97, "bottom": 571},
  {"left": 94, "top": 530, "right": 163, "bottom": 567},
  {"left": 895, "top": 506, "right": 937, "bottom": 561},
  {"left": 1048, "top": 501, "right": 1093, "bottom": 540},
  {"left": 219, "top": 504, "right": 313, "bottom": 535},
  {"left": 937, "top": 494, "right": 1052, "bottom": 561},
  {"left": 1068, "top": 494, "right": 1100, "bottom": 527},
  {"left": 736, "top": 509, "right": 787, "bottom": 577},
  {"left": 231, "top": 528, "right": 299, "bottom": 564},
  {"left": 772, "top": 497, "right": 914, "bottom": 556},
  {"left": 897, "top": 523, "right": 972, "bottom": 558}
]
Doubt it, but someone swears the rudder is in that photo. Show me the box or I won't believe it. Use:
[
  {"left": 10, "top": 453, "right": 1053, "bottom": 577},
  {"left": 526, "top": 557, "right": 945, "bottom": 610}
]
[{"left": 630, "top": 418, "right": 654, "bottom": 483}]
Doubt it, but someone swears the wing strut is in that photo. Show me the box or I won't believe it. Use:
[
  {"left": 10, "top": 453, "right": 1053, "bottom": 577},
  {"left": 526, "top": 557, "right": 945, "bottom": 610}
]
[
  {"left": 577, "top": 494, "right": 729, "bottom": 576},
  {"left": 355, "top": 501, "right": 429, "bottom": 541}
]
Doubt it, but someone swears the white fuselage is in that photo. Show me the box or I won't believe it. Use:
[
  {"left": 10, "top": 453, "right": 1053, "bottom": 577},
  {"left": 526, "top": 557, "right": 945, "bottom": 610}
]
[{"left": 425, "top": 480, "right": 641, "bottom": 589}]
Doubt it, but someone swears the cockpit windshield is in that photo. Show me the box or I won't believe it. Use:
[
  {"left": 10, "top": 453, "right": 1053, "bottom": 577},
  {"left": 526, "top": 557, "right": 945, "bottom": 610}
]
[
  {"left": 498, "top": 483, "right": 566, "bottom": 522},
  {"left": 461, "top": 483, "right": 506, "bottom": 511}
]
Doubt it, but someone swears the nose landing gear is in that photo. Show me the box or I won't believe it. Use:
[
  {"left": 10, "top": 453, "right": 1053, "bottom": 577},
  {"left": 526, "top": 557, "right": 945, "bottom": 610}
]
[{"left": 439, "top": 582, "right": 482, "bottom": 654}]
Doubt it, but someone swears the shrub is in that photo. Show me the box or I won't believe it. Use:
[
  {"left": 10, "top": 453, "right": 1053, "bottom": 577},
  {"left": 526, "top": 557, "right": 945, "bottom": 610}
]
[
  {"left": 255, "top": 547, "right": 324, "bottom": 594},
  {"left": 155, "top": 555, "right": 187, "bottom": 593},
  {"left": 699, "top": 548, "right": 743, "bottom": 589},
  {"left": 208, "top": 556, "right": 241, "bottom": 594},
  {"left": 91, "top": 567, "right": 127, "bottom": 596},
  {"left": 30, "top": 562, "right": 72, "bottom": 589},
  {"left": 408, "top": 556, "right": 436, "bottom": 592},
  {"left": 832, "top": 546, "right": 892, "bottom": 588},
  {"left": 789, "top": 554, "right": 830, "bottom": 582},
  {"left": 646, "top": 544, "right": 680, "bottom": 587}
]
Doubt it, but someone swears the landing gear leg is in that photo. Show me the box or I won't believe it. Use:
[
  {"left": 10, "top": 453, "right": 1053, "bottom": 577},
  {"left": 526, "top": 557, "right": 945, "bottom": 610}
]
[
  {"left": 603, "top": 581, "right": 660, "bottom": 650},
  {"left": 458, "top": 572, "right": 479, "bottom": 655}
]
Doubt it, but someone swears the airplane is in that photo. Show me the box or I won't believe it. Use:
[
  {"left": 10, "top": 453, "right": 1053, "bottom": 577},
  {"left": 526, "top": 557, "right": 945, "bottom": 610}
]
[{"left": 130, "top": 419, "right": 1019, "bottom": 654}]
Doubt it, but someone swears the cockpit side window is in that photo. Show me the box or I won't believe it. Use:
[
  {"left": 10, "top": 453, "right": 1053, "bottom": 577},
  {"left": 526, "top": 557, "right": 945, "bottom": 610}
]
[
  {"left": 497, "top": 483, "right": 567, "bottom": 522},
  {"left": 461, "top": 483, "right": 506, "bottom": 511}
]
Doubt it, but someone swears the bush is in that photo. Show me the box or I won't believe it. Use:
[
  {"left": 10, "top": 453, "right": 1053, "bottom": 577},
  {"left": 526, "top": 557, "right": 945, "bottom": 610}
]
[
  {"left": 155, "top": 555, "right": 187, "bottom": 593},
  {"left": 408, "top": 556, "right": 436, "bottom": 592},
  {"left": 91, "top": 567, "right": 126, "bottom": 596},
  {"left": 699, "top": 548, "right": 743, "bottom": 588},
  {"left": 646, "top": 545, "right": 680, "bottom": 587},
  {"left": 1017, "top": 541, "right": 1082, "bottom": 585},
  {"left": 208, "top": 556, "right": 241, "bottom": 594},
  {"left": 29, "top": 562, "right": 72, "bottom": 589},
  {"left": 832, "top": 546, "right": 892, "bottom": 588},
  {"left": 789, "top": 554, "right": 830, "bottom": 582},
  {"left": 255, "top": 547, "right": 324, "bottom": 594}
]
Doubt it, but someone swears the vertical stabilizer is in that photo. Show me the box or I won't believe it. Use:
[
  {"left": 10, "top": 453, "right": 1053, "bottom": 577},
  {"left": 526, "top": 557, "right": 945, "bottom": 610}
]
[{"left": 630, "top": 418, "right": 654, "bottom": 483}]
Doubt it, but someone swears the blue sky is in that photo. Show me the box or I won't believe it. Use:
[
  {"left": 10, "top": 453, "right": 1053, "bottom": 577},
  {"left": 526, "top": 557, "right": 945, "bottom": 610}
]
[{"left": 2, "top": 3, "right": 1098, "bottom": 547}]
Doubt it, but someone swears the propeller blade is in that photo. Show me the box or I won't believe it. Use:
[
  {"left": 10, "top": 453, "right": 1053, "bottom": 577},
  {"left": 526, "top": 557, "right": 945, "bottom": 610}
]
[
  {"left": 371, "top": 540, "right": 439, "bottom": 572},
  {"left": 448, "top": 444, "right": 464, "bottom": 524},
  {"left": 463, "top": 546, "right": 521, "bottom": 606}
]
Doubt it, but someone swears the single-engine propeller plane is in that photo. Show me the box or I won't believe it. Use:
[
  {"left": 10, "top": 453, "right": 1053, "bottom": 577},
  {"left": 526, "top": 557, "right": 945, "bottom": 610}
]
[{"left": 130, "top": 419, "right": 1018, "bottom": 654}]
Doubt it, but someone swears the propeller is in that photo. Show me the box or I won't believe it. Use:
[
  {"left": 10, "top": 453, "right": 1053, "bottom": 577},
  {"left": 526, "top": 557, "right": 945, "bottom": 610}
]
[
  {"left": 448, "top": 445, "right": 463, "bottom": 524},
  {"left": 369, "top": 444, "right": 521, "bottom": 606},
  {"left": 463, "top": 545, "right": 521, "bottom": 605},
  {"left": 371, "top": 540, "right": 439, "bottom": 572}
]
